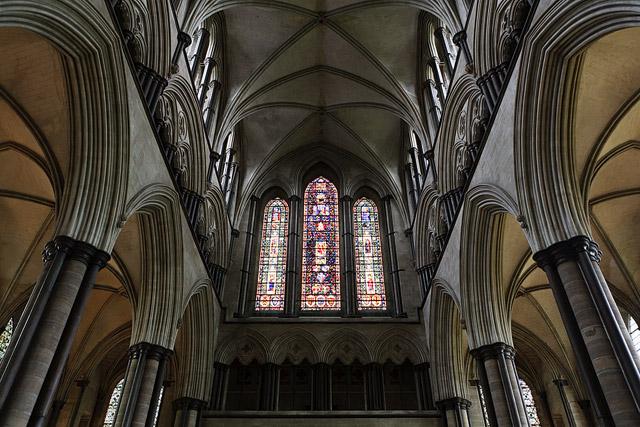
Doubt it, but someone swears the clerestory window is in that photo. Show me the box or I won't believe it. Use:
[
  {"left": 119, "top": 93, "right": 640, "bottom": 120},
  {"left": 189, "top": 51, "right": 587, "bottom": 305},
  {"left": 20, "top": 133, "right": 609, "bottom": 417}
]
[{"left": 253, "top": 177, "right": 391, "bottom": 315}]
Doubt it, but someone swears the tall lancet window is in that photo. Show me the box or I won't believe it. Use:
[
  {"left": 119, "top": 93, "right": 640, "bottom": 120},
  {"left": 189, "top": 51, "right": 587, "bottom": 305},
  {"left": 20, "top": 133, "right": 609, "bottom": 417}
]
[
  {"left": 256, "top": 198, "right": 289, "bottom": 310},
  {"left": 302, "top": 177, "right": 340, "bottom": 311},
  {"left": 353, "top": 198, "right": 386, "bottom": 310}
]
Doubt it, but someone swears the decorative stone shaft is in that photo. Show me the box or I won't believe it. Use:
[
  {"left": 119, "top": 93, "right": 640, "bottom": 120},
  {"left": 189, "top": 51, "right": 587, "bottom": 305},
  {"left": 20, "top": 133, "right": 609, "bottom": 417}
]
[
  {"left": 209, "top": 362, "right": 229, "bottom": 410},
  {"left": 312, "top": 363, "right": 332, "bottom": 410},
  {"left": 258, "top": 363, "right": 280, "bottom": 410},
  {"left": 364, "top": 363, "right": 385, "bottom": 410}
]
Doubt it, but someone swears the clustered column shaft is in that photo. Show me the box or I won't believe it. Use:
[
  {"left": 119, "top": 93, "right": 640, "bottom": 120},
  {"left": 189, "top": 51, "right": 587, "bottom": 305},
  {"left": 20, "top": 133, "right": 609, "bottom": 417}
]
[
  {"left": 470, "top": 342, "right": 529, "bottom": 426},
  {"left": 534, "top": 236, "right": 640, "bottom": 426},
  {"left": 114, "top": 342, "right": 173, "bottom": 427},
  {"left": 0, "top": 236, "right": 109, "bottom": 426}
]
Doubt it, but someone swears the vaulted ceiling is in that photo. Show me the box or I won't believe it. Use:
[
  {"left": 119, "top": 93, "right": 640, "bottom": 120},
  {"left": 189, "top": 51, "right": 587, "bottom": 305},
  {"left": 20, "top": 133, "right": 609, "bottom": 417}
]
[{"left": 182, "top": 0, "right": 462, "bottom": 203}]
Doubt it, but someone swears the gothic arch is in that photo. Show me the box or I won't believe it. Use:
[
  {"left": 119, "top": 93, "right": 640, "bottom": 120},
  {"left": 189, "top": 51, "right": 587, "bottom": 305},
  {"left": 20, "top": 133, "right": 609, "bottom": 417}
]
[
  {"left": 435, "top": 73, "right": 482, "bottom": 194},
  {"left": 429, "top": 280, "right": 468, "bottom": 402},
  {"left": 373, "top": 328, "right": 428, "bottom": 365},
  {"left": 320, "top": 328, "right": 373, "bottom": 365},
  {"left": 459, "top": 183, "right": 523, "bottom": 349},
  {"left": 514, "top": 1, "right": 640, "bottom": 251},
  {"left": 269, "top": 328, "right": 321, "bottom": 365},
  {"left": 215, "top": 328, "right": 270, "bottom": 365},
  {"left": 123, "top": 184, "right": 185, "bottom": 348},
  {"left": 0, "top": 0, "right": 131, "bottom": 252},
  {"left": 174, "top": 282, "right": 216, "bottom": 402}
]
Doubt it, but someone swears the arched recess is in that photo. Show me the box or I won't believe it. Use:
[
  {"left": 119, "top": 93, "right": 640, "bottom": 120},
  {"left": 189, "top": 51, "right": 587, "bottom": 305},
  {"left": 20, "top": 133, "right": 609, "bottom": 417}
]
[
  {"left": 429, "top": 281, "right": 468, "bottom": 402},
  {"left": 413, "top": 185, "right": 442, "bottom": 269},
  {"left": 459, "top": 184, "right": 524, "bottom": 349},
  {"left": 269, "top": 328, "right": 321, "bottom": 365},
  {"left": 514, "top": 1, "right": 640, "bottom": 252},
  {"left": 200, "top": 184, "right": 230, "bottom": 268},
  {"left": 123, "top": 184, "right": 185, "bottom": 348},
  {"left": 160, "top": 75, "right": 208, "bottom": 195},
  {"left": 215, "top": 328, "right": 269, "bottom": 365},
  {"left": 172, "top": 281, "right": 217, "bottom": 405},
  {"left": 320, "top": 328, "right": 373, "bottom": 365},
  {"left": 373, "top": 328, "right": 429, "bottom": 365},
  {"left": 435, "top": 74, "right": 485, "bottom": 194},
  {"left": 0, "top": 0, "right": 130, "bottom": 252}
]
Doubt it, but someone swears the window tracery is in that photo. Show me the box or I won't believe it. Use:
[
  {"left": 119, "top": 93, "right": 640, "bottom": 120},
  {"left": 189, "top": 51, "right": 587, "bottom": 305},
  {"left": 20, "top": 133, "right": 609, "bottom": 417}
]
[
  {"left": 353, "top": 198, "right": 386, "bottom": 310},
  {"left": 256, "top": 198, "right": 289, "bottom": 311},
  {"left": 301, "top": 177, "right": 340, "bottom": 311}
]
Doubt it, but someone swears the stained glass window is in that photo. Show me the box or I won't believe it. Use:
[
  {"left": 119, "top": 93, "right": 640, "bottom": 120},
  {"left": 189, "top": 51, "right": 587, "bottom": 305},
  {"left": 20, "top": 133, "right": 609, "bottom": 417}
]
[
  {"left": 519, "top": 378, "right": 541, "bottom": 427},
  {"left": 629, "top": 316, "right": 640, "bottom": 353},
  {"left": 353, "top": 198, "right": 386, "bottom": 310},
  {"left": 301, "top": 177, "right": 340, "bottom": 310},
  {"left": 104, "top": 378, "right": 124, "bottom": 426},
  {"left": 152, "top": 386, "right": 164, "bottom": 426},
  {"left": 256, "top": 198, "right": 289, "bottom": 311},
  {"left": 0, "top": 318, "right": 13, "bottom": 362},
  {"left": 478, "top": 383, "right": 491, "bottom": 427}
]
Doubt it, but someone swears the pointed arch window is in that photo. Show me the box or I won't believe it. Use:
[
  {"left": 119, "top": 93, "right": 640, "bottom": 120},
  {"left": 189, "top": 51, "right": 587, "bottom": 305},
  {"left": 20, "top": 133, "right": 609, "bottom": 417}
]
[
  {"left": 302, "top": 177, "right": 340, "bottom": 311},
  {"left": 104, "top": 378, "right": 124, "bottom": 426},
  {"left": 0, "top": 318, "right": 13, "bottom": 362},
  {"left": 518, "top": 378, "right": 541, "bottom": 426},
  {"left": 353, "top": 198, "right": 386, "bottom": 310},
  {"left": 256, "top": 198, "right": 289, "bottom": 311}
]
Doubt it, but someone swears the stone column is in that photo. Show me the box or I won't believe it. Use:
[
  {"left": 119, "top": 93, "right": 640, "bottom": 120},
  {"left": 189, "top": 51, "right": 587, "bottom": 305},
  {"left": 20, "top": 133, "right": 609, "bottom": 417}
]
[
  {"left": 45, "top": 400, "right": 65, "bottom": 427},
  {"left": 381, "top": 196, "right": 405, "bottom": 316},
  {"left": 284, "top": 195, "right": 301, "bottom": 317},
  {"left": 434, "top": 27, "right": 454, "bottom": 77},
  {"left": 209, "top": 362, "right": 229, "bottom": 410},
  {"left": 0, "top": 236, "right": 109, "bottom": 426},
  {"left": 67, "top": 379, "right": 90, "bottom": 427},
  {"left": 534, "top": 236, "right": 640, "bottom": 426},
  {"left": 415, "top": 362, "right": 434, "bottom": 410},
  {"left": 453, "top": 31, "right": 473, "bottom": 67},
  {"left": 554, "top": 379, "right": 577, "bottom": 427},
  {"left": 364, "top": 363, "right": 385, "bottom": 410},
  {"left": 340, "top": 195, "right": 357, "bottom": 316},
  {"left": 171, "top": 31, "right": 192, "bottom": 68},
  {"left": 471, "top": 342, "right": 528, "bottom": 426},
  {"left": 436, "top": 397, "right": 472, "bottom": 427},
  {"left": 236, "top": 195, "right": 259, "bottom": 316},
  {"left": 258, "top": 363, "right": 280, "bottom": 410},
  {"left": 189, "top": 27, "right": 210, "bottom": 74},
  {"left": 312, "top": 363, "right": 331, "bottom": 410},
  {"left": 408, "top": 147, "right": 424, "bottom": 191},
  {"left": 172, "top": 397, "right": 207, "bottom": 427},
  {"left": 114, "top": 343, "right": 172, "bottom": 427}
]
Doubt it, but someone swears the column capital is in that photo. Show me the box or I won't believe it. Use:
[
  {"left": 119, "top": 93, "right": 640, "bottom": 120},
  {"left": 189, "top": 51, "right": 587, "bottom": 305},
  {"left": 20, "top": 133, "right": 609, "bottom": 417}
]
[
  {"left": 177, "top": 31, "right": 192, "bottom": 47},
  {"left": 436, "top": 396, "right": 471, "bottom": 411},
  {"left": 128, "top": 342, "right": 173, "bottom": 361},
  {"left": 553, "top": 378, "right": 569, "bottom": 387},
  {"left": 250, "top": 195, "right": 260, "bottom": 203},
  {"left": 172, "top": 396, "right": 207, "bottom": 411},
  {"left": 340, "top": 195, "right": 353, "bottom": 203},
  {"left": 452, "top": 30, "right": 467, "bottom": 45},
  {"left": 533, "top": 235, "right": 601, "bottom": 268},
  {"left": 470, "top": 341, "right": 516, "bottom": 361},
  {"left": 382, "top": 195, "right": 393, "bottom": 203},
  {"left": 288, "top": 194, "right": 301, "bottom": 203}
]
